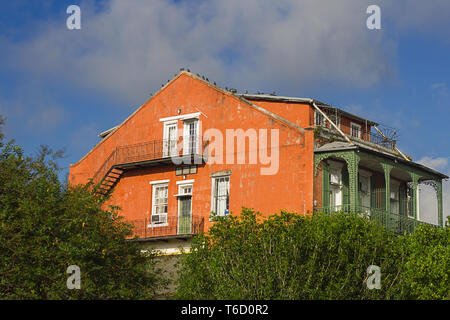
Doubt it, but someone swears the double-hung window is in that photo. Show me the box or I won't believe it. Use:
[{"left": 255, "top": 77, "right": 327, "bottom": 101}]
[
  {"left": 211, "top": 175, "right": 230, "bottom": 216},
  {"left": 151, "top": 183, "right": 168, "bottom": 225}
]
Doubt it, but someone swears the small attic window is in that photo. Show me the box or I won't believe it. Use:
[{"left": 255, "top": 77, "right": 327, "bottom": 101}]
[
  {"left": 350, "top": 123, "right": 362, "bottom": 138},
  {"left": 315, "top": 110, "right": 326, "bottom": 127}
]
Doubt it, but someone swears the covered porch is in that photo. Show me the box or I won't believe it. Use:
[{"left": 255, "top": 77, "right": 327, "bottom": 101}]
[{"left": 314, "top": 142, "right": 447, "bottom": 234}]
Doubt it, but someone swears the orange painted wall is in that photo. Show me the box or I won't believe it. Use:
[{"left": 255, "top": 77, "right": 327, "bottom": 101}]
[
  {"left": 243, "top": 100, "right": 314, "bottom": 129},
  {"left": 69, "top": 72, "right": 316, "bottom": 231}
]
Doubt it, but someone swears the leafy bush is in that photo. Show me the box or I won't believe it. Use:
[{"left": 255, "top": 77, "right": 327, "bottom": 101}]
[
  {"left": 176, "top": 208, "right": 449, "bottom": 300},
  {"left": 0, "top": 125, "right": 167, "bottom": 299},
  {"left": 395, "top": 221, "right": 449, "bottom": 299}
]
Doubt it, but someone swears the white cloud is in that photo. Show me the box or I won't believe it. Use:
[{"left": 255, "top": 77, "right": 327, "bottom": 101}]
[
  {"left": 2, "top": 0, "right": 450, "bottom": 106},
  {"left": 417, "top": 156, "right": 448, "bottom": 172},
  {"left": 383, "top": 0, "right": 450, "bottom": 38},
  {"left": 3, "top": 0, "right": 397, "bottom": 105},
  {"left": 431, "top": 82, "right": 448, "bottom": 98}
]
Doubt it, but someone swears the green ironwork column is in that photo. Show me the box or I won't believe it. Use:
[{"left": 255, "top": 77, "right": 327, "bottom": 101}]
[
  {"left": 437, "top": 179, "right": 443, "bottom": 227},
  {"left": 347, "top": 151, "right": 360, "bottom": 213},
  {"left": 382, "top": 163, "right": 392, "bottom": 229},
  {"left": 322, "top": 161, "right": 330, "bottom": 209}
]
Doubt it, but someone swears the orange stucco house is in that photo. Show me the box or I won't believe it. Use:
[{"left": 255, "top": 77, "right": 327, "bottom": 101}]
[{"left": 69, "top": 71, "right": 447, "bottom": 253}]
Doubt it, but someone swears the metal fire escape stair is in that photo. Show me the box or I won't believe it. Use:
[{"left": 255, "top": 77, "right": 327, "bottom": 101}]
[{"left": 96, "top": 167, "right": 124, "bottom": 195}]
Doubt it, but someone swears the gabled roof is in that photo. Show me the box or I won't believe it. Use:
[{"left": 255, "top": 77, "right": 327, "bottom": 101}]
[{"left": 73, "top": 71, "right": 306, "bottom": 167}]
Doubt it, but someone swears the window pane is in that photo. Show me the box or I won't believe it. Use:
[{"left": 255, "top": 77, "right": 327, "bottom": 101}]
[{"left": 153, "top": 185, "right": 168, "bottom": 215}]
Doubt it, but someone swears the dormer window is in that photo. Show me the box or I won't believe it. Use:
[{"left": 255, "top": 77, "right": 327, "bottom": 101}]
[
  {"left": 315, "top": 110, "right": 326, "bottom": 127},
  {"left": 328, "top": 113, "right": 341, "bottom": 129},
  {"left": 350, "top": 123, "right": 361, "bottom": 139}
]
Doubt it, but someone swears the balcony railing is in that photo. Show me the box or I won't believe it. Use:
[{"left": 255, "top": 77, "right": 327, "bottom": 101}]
[
  {"left": 126, "top": 215, "right": 205, "bottom": 239},
  {"left": 92, "top": 135, "right": 205, "bottom": 185},
  {"left": 313, "top": 205, "right": 436, "bottom": 235}
]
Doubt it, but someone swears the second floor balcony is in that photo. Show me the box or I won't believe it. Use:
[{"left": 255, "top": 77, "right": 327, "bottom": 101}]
[
  {"left": 127, "top": 215, "right": 205, "bottom": 240},
  {"left": 92, "top": 135, "right": 207, "bottom": 190}
]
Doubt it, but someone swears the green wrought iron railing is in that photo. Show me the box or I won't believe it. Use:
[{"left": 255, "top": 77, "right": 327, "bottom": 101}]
[{"left": 313, "top": 205, "right": 437, "bottom": 235}]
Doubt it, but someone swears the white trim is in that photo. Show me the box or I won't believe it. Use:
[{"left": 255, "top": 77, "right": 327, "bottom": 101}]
[
  {"left": 177, "top": 184, "right": 193, "bottom": 234},
  {"left": 416, "top": 188, "right": 420, "bottom": 220},
  {"left": 150, "top": 183, "right": 169, "bottom": 227},
  {"left": 176, "top": 179, "right": 195, "bottom": 185},
  {"left": 174, "top": 183, "right": 193, "bottom": 197},
  {"left": 150, "top": 179, "right": 170, "bottom": 185},
  {"left": 163, "top": 122, "right": 178, "bottom": 157},
  {"left": 183, "top": 118, "right": 200, "bottom": 155},
  {"left": 159, "top": 112, "right": 201, "bottom": 122},
  {"left": 210, "top": 175, "right": 230, "bottom": 217},
  {"left": 314, "top": 110, "right": 326, "bottom": 126}
]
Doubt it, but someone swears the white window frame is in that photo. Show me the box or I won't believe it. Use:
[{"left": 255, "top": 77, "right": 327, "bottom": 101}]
[
  {"left": 174, "top": 180, "right": 195, "bottom": 195},
  {"left": 159, "top": 112, "right": 201, "bottom": 123},
  {"left": 350, "top": 122, "right": 362, "bottom": 138},
  {"left": 150, "top": 183, "right": 169, "bottom": 227},
  {"left": 183, "top": 118, "right": 200, "bottom": 155},
  {"left": 329, "top": 113, "right": 341, "bottom": 129},
  {"left": 177, "top": 183, "right": 193, "bottom": 234},
  {"left": 314, "top": 110, "right": 326, "bottom": 127},
  {"left": 163, "top": 120, "right": 178, "bottom": 157},
  {"left": 210, "top": 174, "right": 230, "bottom": 218}
]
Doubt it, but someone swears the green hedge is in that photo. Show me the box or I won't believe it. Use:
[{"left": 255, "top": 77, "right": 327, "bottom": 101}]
[{"left": 176, "top": 208, "right": 449, "bottom": 300}]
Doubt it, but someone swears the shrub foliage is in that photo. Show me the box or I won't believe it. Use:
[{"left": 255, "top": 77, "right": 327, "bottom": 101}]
[
  {"left": 177, "top": 208, "right": 449, "bottom": 300},
  {"left": 0, "top": 124, "right": 166, "bottom": 299}
]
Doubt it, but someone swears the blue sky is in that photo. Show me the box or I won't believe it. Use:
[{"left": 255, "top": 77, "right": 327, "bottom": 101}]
[{"left": 1, "top": 0, "right": 449, "bottom": 219}]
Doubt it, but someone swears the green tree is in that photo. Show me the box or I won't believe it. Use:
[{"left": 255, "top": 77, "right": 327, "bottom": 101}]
[
  {"left": 0, "top": 119, "right": 166, "bottom": 299},
  {"left": 176, "top": 208, "right": 449, "bottom": 300}
]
